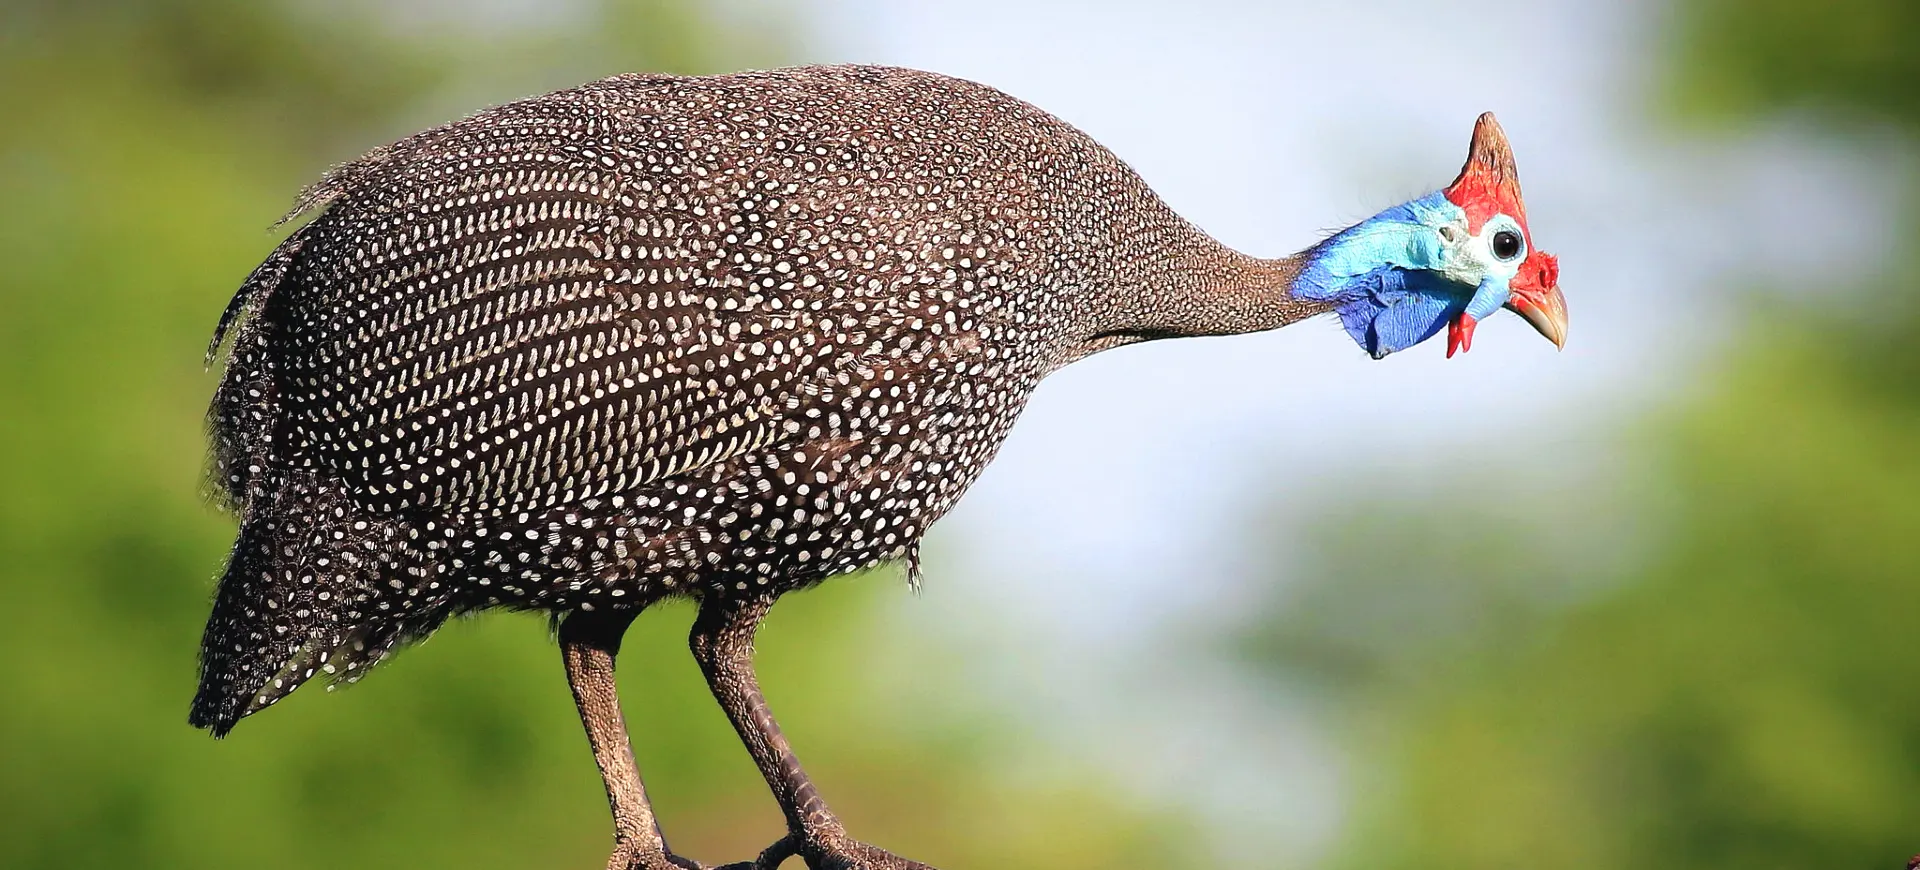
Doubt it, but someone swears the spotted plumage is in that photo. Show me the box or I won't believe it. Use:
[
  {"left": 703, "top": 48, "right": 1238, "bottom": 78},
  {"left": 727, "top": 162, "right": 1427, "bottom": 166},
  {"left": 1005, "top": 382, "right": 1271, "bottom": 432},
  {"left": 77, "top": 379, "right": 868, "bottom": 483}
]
[
  {"left": 191, "top": 65, "right": 1315, "bottom": 733},
  {"left": 191, "top": 64, "right": 1562, "bottom": 870}
]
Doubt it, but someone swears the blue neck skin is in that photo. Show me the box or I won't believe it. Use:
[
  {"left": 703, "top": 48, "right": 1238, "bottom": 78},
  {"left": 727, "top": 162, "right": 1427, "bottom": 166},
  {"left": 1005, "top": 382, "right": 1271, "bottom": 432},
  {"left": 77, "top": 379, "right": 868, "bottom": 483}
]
[{"left": 1290, "top": 192, "right": 1504, "bottom": 359}]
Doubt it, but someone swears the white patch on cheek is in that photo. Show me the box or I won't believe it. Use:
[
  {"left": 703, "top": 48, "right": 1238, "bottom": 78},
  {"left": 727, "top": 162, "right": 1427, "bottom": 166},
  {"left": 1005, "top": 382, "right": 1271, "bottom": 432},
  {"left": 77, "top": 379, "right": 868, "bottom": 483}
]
[
  {"left": 1435, "top": 215, "right": 1486, "bottom": 287},
  {"left": 1442, "top": 214, "right": 1525, "bottom": 288}
]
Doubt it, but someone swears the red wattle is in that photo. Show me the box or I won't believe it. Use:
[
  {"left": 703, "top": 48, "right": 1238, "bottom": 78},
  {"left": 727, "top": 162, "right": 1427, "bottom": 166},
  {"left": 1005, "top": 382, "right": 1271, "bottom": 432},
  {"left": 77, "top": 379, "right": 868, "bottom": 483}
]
[{"left": 1446, "top": 313, "right": 1478, "bottom": 358}]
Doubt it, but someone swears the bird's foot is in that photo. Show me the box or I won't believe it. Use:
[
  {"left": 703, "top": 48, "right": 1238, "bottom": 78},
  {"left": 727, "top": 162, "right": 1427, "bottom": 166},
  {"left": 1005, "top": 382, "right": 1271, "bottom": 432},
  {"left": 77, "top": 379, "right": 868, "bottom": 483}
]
[
  {"left": 606, "top": 838, "right": 715, "bottom": 870},
  {"left": 748, "top": 832, "right": 938, "bottom": 870}
]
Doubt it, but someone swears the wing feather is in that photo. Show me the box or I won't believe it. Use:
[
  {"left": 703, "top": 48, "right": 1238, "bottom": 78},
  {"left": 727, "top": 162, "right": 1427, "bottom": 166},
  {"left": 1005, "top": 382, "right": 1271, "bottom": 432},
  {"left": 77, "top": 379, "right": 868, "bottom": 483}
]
[{"left": 240, "top": 85, "right": 813, "bottom": 518}]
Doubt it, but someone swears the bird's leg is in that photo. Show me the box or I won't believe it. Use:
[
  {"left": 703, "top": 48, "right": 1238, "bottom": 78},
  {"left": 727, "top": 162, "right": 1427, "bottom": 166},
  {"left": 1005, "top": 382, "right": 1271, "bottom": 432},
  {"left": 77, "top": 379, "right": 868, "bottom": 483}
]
[
  {"left": 690, "top": 596, "right": 937, "bottom": 870},
  {"left": 561, "top": 607, "right": 709, "bottom": 870}
]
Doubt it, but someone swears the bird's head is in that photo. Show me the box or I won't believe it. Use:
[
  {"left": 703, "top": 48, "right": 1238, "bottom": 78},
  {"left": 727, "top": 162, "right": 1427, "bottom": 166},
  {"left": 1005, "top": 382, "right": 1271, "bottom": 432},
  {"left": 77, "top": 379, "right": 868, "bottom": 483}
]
[{"left": 1292, "top": 113, "right": 1566, "bottom": 359}]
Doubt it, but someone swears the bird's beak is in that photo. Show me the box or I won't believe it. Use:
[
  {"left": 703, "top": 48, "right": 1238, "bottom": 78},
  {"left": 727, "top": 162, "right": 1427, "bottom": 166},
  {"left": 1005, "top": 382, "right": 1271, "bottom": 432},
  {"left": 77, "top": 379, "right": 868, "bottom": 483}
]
[
  {"left": 1505, "top": 284, "right": 1567, "bottom": 348},
  {"left": 1504, "top": 251, "right": 1565, "bottom": 349}
]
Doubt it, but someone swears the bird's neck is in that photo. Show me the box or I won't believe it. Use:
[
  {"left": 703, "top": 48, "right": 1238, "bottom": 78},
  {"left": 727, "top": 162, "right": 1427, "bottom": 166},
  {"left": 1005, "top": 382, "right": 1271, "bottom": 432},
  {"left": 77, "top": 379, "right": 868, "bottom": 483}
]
[{"left": 1083, "top": 235, "right": 1330, "bottom": 350}]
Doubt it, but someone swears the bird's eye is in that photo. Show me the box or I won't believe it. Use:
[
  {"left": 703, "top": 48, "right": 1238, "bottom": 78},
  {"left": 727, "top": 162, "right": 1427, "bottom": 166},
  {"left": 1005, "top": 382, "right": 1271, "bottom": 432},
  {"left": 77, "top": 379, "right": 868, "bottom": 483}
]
[{"left": 1492, "top": 229, "right": 1522, "bottom": 261}]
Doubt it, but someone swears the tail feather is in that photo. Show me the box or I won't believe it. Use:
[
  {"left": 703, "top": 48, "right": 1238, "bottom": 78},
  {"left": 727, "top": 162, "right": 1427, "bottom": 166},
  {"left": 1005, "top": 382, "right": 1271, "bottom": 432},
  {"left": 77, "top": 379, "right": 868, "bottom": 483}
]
[
  {"left": 190, "top": 477, "right": 323, "bottom": 735},
  {"left": 189, "top": 472, "right": 457, "bottom": 736},
  {"left": 206, "top": 230, "right": 305, "bottom": 515}
]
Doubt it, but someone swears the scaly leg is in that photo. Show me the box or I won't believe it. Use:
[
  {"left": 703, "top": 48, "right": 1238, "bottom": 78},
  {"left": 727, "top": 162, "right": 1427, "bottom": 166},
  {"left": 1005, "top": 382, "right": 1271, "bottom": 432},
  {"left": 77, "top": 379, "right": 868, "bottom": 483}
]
[
  {"left": 690, "top": 596, "right": 936, "bottom": 870},
  {"left": 562, "top": 607, "right": 718, "bottom": 870}
]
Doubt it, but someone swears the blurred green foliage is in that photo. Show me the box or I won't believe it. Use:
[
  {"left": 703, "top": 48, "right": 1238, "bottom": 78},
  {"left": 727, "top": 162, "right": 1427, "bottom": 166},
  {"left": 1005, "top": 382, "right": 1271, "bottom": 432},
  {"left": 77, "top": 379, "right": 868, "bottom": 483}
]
[
  {"left": 1242, "top": 0, "right": 1920, "bottom": 867},
  {"left": 0, "top": 2, "right": 1194, "bottom": 868},
  {"left": 1665, "top": 0, "right": 1920, "bottom": 131}
]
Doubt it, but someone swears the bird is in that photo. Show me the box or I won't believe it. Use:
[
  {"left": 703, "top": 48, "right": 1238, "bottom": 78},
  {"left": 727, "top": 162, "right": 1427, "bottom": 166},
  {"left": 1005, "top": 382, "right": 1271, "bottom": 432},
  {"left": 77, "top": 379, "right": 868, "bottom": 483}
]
[{"left": 189, "top": 64, "right": 1565, "bottom": 870}]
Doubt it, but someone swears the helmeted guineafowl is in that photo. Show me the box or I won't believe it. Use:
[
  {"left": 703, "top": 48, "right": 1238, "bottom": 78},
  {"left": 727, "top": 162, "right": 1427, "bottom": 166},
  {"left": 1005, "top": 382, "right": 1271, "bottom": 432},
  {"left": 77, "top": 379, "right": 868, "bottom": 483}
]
[{"left": 191, "top": 64, "right": 1564, "bottom": 870}]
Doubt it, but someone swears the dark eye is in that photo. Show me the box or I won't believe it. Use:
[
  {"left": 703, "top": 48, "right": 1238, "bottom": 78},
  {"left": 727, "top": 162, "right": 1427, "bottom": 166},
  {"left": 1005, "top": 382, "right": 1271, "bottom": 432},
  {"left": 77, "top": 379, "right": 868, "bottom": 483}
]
[{"left": 1492, "top": 229, "right": 1523, "bottom": 261}]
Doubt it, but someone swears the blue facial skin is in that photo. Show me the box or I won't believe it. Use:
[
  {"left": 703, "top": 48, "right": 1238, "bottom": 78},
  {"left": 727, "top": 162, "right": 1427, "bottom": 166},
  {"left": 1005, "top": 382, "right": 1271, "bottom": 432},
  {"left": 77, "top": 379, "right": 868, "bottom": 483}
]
[{"left": 1291, "top": 192, "right": 1509, "bottom": 359}]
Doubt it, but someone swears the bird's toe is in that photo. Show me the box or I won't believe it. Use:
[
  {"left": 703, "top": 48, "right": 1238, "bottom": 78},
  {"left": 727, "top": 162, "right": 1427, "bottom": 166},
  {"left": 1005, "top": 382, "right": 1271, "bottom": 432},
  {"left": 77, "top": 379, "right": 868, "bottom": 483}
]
[
  {"left": 606, "top": 841, "right": 717, "bottom": 870},
  {"left": 788, "top": 834, "right": 938, "bottom": 870}
]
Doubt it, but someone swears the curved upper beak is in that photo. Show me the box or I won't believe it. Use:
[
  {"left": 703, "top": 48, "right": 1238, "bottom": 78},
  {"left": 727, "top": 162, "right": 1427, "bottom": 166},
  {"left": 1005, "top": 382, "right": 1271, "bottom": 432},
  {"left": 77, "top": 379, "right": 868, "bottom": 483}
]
[
  {"left": 1506, "top": 284, "right": 1567, "bottom": 348},
  {"left": 1505, "top": 251, "right": 1566, "bottom": 349}
]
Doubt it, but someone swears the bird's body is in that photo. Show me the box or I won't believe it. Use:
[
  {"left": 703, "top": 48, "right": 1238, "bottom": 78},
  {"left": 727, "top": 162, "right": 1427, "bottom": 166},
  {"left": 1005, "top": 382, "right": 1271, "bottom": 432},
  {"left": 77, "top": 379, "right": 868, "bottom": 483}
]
[
  {"left": 195, "top": 66, "right": 1315, "bottom": 730},
  {"left": 191, "top": 64, "right": 1563, "bottom": 870}
]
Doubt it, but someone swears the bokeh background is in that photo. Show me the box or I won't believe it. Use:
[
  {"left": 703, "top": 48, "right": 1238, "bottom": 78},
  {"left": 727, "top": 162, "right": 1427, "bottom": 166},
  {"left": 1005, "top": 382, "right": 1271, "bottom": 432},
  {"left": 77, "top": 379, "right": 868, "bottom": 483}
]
[{"left": 2, "top": 0, "right": 1916, "bottom": 867}]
